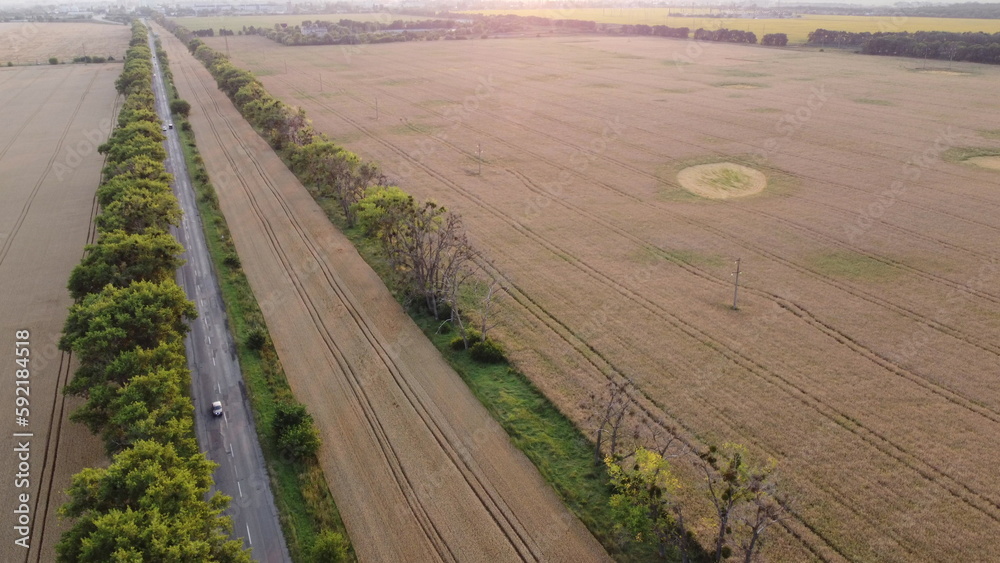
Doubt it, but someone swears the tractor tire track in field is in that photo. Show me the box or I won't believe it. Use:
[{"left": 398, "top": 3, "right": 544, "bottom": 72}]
[
  {"left": 283, "top": 77, "right": 1000, "bottom": 543},
  {"left": 0, "top": 68, "right": 44, "bottom": 124},
  {"left": 325, "top": 77, "right": 1000, "bottom": 420},
  {"left": 505, "top": 167, "right": 1000, "bottom": 421},
  {"left": 167, "top": 33, "right": 606, "bottom": 562},
  {"left": 0, "top": 69, "right": 97, "bottom": 271},
  {"left": 0, "top": 69, "right": 66, "bottom": 162},
  {"left": 21, "top": 77, "right": 121, "bottom": 563},
  {"left": 30, "top": 192, "right": 109, "bottom": 563}
]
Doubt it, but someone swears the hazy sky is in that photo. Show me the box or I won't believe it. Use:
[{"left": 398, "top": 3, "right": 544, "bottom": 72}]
[{"left": 0, "top": 1, "right": 990, "bottom": 10}]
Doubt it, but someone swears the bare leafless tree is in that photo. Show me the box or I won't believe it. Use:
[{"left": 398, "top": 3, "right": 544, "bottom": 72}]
[
  {"left": 476, "top": 276, "right": 505, "bottom": 339},
  {"left": 582, "top": 378, "right": 636, "bottom": 465},
  {"left": 736, "top": 475, "right": 789, "bottom": 563}
]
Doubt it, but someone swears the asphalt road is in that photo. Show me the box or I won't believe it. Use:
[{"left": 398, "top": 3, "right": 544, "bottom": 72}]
[{"left": 147, "top": 25, "right": 292, "bottom": 563}]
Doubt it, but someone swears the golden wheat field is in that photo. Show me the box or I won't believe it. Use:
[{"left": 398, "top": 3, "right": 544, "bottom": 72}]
[
  {"left": 204, "top": 32, "right": 1000, "bottom": 561},
  {"left": 0, "top": 22, "right": 130, "bottom": 64}
]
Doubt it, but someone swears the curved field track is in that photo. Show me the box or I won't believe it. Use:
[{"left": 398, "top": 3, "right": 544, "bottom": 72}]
[
  {"left": 206, "top": 33, "right": 1000, "bottom": 561},
  {"left": 155, "top": 25, "right": 609, "bottom": 562},
  {"left": 0, "top": 62, "right": 122, "bottom": 562}
]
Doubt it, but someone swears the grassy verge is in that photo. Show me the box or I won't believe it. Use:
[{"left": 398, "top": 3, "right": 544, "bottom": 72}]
[
  {"left": 942, "top": 146, "right": 1000, "bottom": 163},
  {"left": 307, "top": 192, "right": 659, "bottom": 562},
  {"left": 158, "top": 64, "right": 353, "bottom": 560}
]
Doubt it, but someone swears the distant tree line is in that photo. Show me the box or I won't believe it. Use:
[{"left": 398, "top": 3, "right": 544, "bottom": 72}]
[
  {"left": 761, "top": 33, "right": 789, "bottom": 46},
  {"left": 240, "top": 13, "right": 600, "bottom": 46},
  {"left": 619, "top": 24, "right": 691, "bottom": 38},
  {"left": 615, "top": 23, "right": 786, "bottom": 45},
  {"left": 55, "top": 20, "right": 251, "bottom": 562},
  {"left": 808, "top": 28, "right": 1000, "bottom": 64},
  {"left": 786, "top": 2, "right": 1000, "bottom": 19},
  {"left": 244, "top": 18, "right": 469, "bottom": 45}
]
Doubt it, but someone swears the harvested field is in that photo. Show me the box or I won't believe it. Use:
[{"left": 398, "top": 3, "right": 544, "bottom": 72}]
[
  {"left": 0, "top": 22, "right": 129, "bottom": 64},
  {"left": 0, "top": 63, "right": 123, "bottom": 562},
  {"left": 155, "top": 24, "right": 609, "bottom": 562},
  {"left": 206, "top": 33, "right": 1000, "bottom": 561}
]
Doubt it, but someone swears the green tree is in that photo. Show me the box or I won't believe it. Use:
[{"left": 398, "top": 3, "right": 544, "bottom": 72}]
[
  {"left": 57, "top": 441, "right": 251, "bottom": 562},
  {"left": 68, "top": 229, "right": 184, "bottom": 299},
  {"left": 170, "top": 98, "right": 191, "bottom": 117},
  {"left": 100, "top": 121, "right": 165, "bottom": 154},
  {"left": 49, "top": 56, "right": 58, "bottom": 64},
  {"left": 354, "top": 188, "right": 475, "bottom": 318},
  {"left": 278, "top": 421, "right": 321, "bottom": 460},
  {"left": 103, "top": 368, "right": 197, "bottom": 456},
  {"left": 101, "top": 136, "right": 167, "bottom": 165},
  {"left": 60, "top": 280, "right": 196, "bottom": 370},
  {"left": 95, "top": 188, "right": 182, "bottom": 234},
  {"left": 606, "top": 448, "right": 686, "bottom": 559},
  {"left": 273, "top": 401, "right": 311, "bottom": 436},
  {"left": 102, "top": 155, "right": 173, "bottom": 184},
  {"left": 97, "top": 177, "right": 172, "bottom": 207},
  {"left": 311, "top": 530, "right": 350, "bottom": 562},
  {"left": 66, "top": 341, "right": 188, "bottom": 437},
  {"left": 273, "top": 401, "right": 320, "bottom": 460}
]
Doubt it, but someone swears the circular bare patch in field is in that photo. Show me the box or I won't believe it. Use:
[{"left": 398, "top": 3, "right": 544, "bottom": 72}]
[
  {"left": 966, "top": 156, "right": 1000, "bottom": 171},
  {"left": 677, "top": 163, "right": 766, "bottom": 199}
]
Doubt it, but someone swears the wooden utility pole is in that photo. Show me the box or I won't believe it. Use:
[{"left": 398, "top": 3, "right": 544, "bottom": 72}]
[
  {"left": 732, "top": 258, "right": 742, "bottom": 310},
  {"left": 224, "top": 34, "right": 230, "bottom": 57}
]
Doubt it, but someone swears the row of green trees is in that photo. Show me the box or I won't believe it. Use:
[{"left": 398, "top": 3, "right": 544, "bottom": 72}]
[
  {"left": 808, "top": 28, "right": 1000, "bottom": 64},
  {"left": 160, "top": 17, "right": 501, "bottom": 358},
  {"left": 693, "top": 28, "right": 757, "bottom": 44},
  {"left": 55, "top": 20, "right": 252, "bottom": 562}
]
